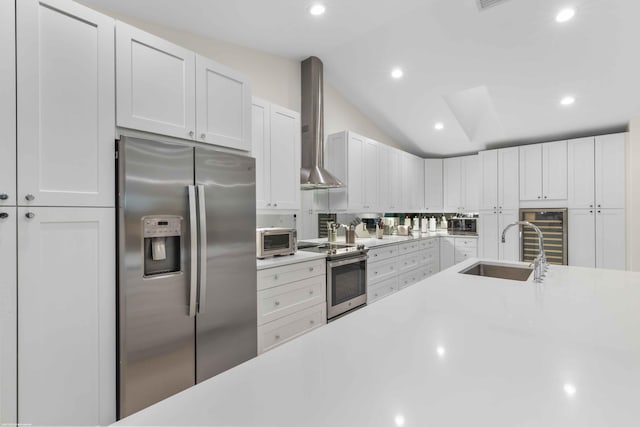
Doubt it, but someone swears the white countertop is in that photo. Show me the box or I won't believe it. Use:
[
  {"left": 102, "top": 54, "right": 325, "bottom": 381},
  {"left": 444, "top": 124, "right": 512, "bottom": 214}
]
[
  {"left": 115, "top": 259, "right": 640, "bottom": 426},
  {"left": 256, "top": 251, "right": 328, "bottom": 270}
]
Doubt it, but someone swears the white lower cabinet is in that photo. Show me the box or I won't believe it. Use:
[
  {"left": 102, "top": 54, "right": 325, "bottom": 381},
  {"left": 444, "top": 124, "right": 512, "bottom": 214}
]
[
  {"left": 18, "top": 207, "right": 115, "bottom": 426},
  {"left": 257, "top": 260, "right": 326, "bottom": 353},
  {"left": 440, "top": 236, "right": 478, "bottom": 270},
  {"left": 367, "top": 238, "right": 440, "bottom": 304},
  {"left": 569, "top": 209, "right": 625, "bottom": 270},
  {"left": 0, "top": 208, "right": 16, "bottom": 425}
]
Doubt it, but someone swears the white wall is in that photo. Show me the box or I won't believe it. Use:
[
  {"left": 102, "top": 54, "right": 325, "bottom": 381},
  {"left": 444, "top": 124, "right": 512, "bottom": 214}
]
[{"left": 626, "top": 118, "right": 639, "bottom": 271}]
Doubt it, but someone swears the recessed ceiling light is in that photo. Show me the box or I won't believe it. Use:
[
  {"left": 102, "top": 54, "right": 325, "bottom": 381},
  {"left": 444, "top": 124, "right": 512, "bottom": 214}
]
[
  {"left": 309, "top": 4, "right": 326, "bottom": 16},
  {"left": 560, "top": 96, "right": 575, "bottom": 106},
  {"left": 434, "top": 122, "right": 444, "bottom": 130},
  {"left": 391, "top": 68, "right": 403, "bottom": 79},
  {"left": 563, "top": 383, "right": 577, "bottom": 397},
  {"left": 556, "top": 8, "right": 576, "bottom": 23}
]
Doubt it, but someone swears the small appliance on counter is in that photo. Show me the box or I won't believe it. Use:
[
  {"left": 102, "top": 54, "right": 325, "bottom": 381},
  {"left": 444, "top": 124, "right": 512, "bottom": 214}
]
[
  {"left": 256, "top": 227, "right": 297, "bottom": 259},
  {"left": 448, "top": 217, "right": 477, "bottom": 234}
]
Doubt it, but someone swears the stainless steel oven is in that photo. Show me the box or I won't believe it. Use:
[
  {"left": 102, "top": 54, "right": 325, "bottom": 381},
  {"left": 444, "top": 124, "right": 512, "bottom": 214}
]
[{"left": 327, "top": 252, "right": 367, "bottom": 320}]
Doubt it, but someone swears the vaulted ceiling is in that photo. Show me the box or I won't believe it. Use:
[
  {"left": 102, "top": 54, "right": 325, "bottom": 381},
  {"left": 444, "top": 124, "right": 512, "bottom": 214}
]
[{"left": 81, "top": 0, "right": 640, "bottom": 156}]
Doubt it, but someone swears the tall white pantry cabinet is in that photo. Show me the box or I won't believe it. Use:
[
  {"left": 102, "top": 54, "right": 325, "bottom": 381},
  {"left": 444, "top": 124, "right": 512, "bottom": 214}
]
[{"left": 2, "top": 1, "right": 116, "bottom": 426}]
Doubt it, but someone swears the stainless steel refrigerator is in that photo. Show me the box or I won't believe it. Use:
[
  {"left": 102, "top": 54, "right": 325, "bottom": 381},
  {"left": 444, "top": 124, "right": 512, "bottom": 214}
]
[{"left": 117, "top": 136, "right": 257, "bottom": 418}]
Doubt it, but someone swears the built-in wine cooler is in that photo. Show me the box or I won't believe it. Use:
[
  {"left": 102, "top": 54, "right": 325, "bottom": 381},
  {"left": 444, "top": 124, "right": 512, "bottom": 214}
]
[{"left": 519, "top": 208, "right": 568, "bottom": 265}]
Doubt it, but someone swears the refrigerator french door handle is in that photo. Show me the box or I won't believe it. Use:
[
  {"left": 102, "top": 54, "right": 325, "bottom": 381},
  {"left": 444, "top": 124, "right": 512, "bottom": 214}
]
[
  {"left": 197, "top": 185, "right": 208, "bottom": 314},
  {"left": 188, "top": 185, "right": 198, "bottom": 317}
]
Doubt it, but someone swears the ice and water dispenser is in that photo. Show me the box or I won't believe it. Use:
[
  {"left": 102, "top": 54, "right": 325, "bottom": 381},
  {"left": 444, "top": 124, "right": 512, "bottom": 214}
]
[{"left": 142, "top": 216, "right": 182, "bottom": 276}]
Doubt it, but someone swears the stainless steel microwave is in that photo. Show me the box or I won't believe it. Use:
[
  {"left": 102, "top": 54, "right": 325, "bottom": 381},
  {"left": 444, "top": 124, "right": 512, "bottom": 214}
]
[{"left": 256, "top": 228, "right": 297, "bottom": 259}]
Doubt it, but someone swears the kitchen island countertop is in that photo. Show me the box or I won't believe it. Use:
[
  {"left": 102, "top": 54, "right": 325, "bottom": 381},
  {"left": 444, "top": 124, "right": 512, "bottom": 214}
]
[{"left": 115, "top": 259, "right": 640, "bottom": 426}]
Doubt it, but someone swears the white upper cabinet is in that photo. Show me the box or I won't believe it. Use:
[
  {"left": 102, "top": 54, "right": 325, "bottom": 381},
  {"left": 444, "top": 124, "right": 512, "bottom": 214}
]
[
  {"left": 252, "top": 98, "right": 300, "bottom": 212},
  {"left": 379, "top": 144, "right": 401, "bottom": 212},
  {"left": 595, "top": 133, "right": 625, "bottom": 209},
  {"left": 498, "top": 147, "right": 519, "bottom": 210},
  {"left": 463, "top": 155, "right": 480, "bottom": 212},
  {"left": 568, "top": 133, "right": 625, "bottom": 210},
  {"left": 519, "top": 141, "right": 567, "bottom": 201},
  {"left": 479, "top": 150, "right": 498, "bottom": 211},
  {"left": 568, "top": 137, "right": 596, "bottom": 209},
  {"left": 0, "top": 0, "right": 15, "bottom": 207},
  {"left": 195, "top": 55, "right": 251, "bottom": 151},
  {"left": 424, "top": 159, "right": 443, "bottom": 212},
  {"left": 18, "top": 206, "right": 115, "bottom": 426},
  {"left": 116, "top": 21, "right": 196, "bottom": 140},
  {"left": 401, "top": 152, "right": 424, "bottom": 211},
  {"left": 17, "top": 0, "right": 115, "bottom": 207},
  {"left": 443, "top": 157, "right": 462, "bottom": 211},
  {"left": 327, "top": 131, "right": 379, "bottom": 212}
]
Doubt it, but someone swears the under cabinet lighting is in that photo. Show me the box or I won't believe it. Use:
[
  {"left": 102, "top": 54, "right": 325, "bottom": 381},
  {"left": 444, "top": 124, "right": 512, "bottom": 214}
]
[{"left": 309, "top": 4, "right": 326, "bottom": 16}]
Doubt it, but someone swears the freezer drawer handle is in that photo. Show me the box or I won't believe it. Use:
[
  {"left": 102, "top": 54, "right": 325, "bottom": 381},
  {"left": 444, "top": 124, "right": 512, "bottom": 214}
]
[
  {"left": 197, "top": 185, "right": 208, "bottom": 315},
  {"left": 188, "top": 185, "right": 198, "bottom": 317}
]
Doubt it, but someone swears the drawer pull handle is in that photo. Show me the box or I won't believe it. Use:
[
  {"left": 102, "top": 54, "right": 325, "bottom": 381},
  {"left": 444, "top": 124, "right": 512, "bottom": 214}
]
[
  {"left": 309, "top": 267, "right": 314, "bottom": 272},
  {"left": 374, "top": 253, "right": 378, "bottom": 257},
  {"left": 309, "top": 290, "right": 314, "bottom": 295},
  {"left": 274, "top": 301, "right": 280, "bottom": 306},
  {"left": 374, "top": 293, "right": 378, "bottom": 297},
  {"left": 274, "top": 274, "right": 279, "bottom": 280},
  {"left": 275, "top": 334, "right": 280, "bottom": 340},
  {"left": 374, "top": 271, "right": 378, "bottom": 275},
  {"left": 309, "top": 320, "right": 315, "bottom": 325}
]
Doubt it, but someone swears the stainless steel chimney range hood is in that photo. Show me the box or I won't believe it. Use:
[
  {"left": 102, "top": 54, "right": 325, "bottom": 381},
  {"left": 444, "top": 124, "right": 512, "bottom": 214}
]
[{"left": 300, "top": 56, "right": 344, "bottom": 190}]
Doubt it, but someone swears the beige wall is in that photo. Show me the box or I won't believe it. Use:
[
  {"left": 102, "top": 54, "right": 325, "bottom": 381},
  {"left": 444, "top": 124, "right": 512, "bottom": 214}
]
[
  {"left": 627, "top": 118, "right": 640, "bottom": 271},
  {"left": 87, "top": 5, "right": 397, "bottom": 148}
]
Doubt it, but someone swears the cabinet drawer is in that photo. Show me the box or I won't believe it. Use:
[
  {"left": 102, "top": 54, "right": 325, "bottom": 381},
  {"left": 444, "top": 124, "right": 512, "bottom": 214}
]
[
  {"left": 398, "top": 253, "right": 420, "bottom": 273},
  {"left": 257, "top": 275, "right": 326, "bottom": 326},
  {"left": 417, "top": 264, "right": 437, "bottom": 281},
  {"left": 454, "top": 238, "right": 477, "bottom": 249},
  {"left": 257, "top": 259, "right": 325, "bottom": 291},
  {"left": 367, "top": 257, "right": 398, "bottom": 285},
  {"left": 398, "top": 269, "right": 421, "bottom": 289},
  {"left": 398, "top": 240, "right": 421, "bottom": 255},
  {"left": 455, "top": 247, "right": 477, "bottom": 264},
  {"left": 258, "top": 302, "right": 326, "bottom": 353},
  {"left": 418, "top": 247, "right": 438, "bottom": 265},
  {"left": 368, "top": 245, "right": 398, "bottom": 264},
  {"left": 367, "top": 277, "right": 398, "bottom": 304},
  {"left": 418, "top": 238, "right": 437, "bottom": 250}
]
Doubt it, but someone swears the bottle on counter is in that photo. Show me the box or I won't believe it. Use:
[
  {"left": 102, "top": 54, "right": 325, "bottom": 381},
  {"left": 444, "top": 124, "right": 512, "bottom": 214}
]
[
  {"left": 413, "top": 216, "right": 419, "bottom": 230},
  {"left": 441, "top": 216, "right": 448, "bottom": 230},
  {"left": 429, "top": 216, "right": 436, "bottom": 232},
  {"left": 421, "top": 216, "right": 428, "bottom": 233}
]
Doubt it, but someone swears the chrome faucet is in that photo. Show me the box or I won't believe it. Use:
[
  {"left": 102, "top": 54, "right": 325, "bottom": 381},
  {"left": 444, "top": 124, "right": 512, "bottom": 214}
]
[{"left": 501, "top": 221, "right": 547, "bottom": 283}]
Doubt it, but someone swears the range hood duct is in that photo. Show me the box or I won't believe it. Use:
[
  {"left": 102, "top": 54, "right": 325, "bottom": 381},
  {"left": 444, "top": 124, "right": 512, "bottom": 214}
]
[{"left": 300, "top": 56, "right": 344, "bottom": 190}]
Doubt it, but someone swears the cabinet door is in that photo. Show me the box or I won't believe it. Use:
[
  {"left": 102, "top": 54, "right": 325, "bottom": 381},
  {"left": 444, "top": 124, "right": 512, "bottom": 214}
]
[
  {"left": 463, "top": 155, "right": 480, "bottom": 212},
  {"left": 443, "top": 157, "right": 462, "bottom": 211},
  {"left": 195, "top": 55, "right": 251, "bottom": 151},
  {"left": 378, "top": 144, "right": 392, "bottom": 211},
  {"left": 252, "top": 99, "right": 270, "bottom": 209},
  {"left": 116, "top": 21, "right": 196, "bottom": 140},
  {"left": 269, "top": 105, "right": 300, "bottom": 211},
  {"left": 412, "top": 155, "right": 425, "bottom": 210},
  {"left": 595, "top": 209, "right": 625, "bottom": 270},
  {"left": 17, "top": 0, "right": 115, "bottom": 207},
  {"left": 0, "top": 208, "right": 16, "bottom": 425},
  {"left": 0, "top": 0, "right": 15, "bottom": 206},
  {"left": 439, "top": 237, "right": 455, "bottom": 270},
  {"left": 479, "top": 211, "right": 498, "bottom": 259},
  {"left": 479, "top": 150, "right": 498, "bottom": 211},
  {"left": 568, "top": 137, "right": 595, "bottom": 209},
  {"left": 347, "top": 133, "right": 365, "bottom": 211},
  {"left": 389, "top": 148, "right": 403, "bottom": 211},
  {"left": 18, "top": 207, "right": 115, "bottom": 426},
  {"left": 499, "top": 210, "right": 520, "bottom": 261},
  {"left": 362, "top": 139, "right": 379, "bottom": 211},
  {"left": 568, "top": 209, "right": 595, "bottom": 267},
  {"left": 519, "top": 144, "right": 542, "bottom": 201},
  {"left": 424, "top": 159, "right": 443, "bottom": 212},
  {"left": 542, "top": 140, "right": 568, "bottom": 200},
  {"left": 595, "top": 133, "right": 625, "bottom": 209},
  {"left": 498, "top": 147, "right": 519, "bottom": 210}
]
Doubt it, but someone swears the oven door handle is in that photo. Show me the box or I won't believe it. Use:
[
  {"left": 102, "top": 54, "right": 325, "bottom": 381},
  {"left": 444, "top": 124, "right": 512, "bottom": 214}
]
[{"left": 327, "top": 254, "right": 368, "bottom": 268}]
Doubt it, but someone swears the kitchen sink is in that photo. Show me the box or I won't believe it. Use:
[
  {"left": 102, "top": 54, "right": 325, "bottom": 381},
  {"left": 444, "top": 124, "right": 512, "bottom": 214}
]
[{"left": 459, "top": 262, "right": 533, "bottom": 282}]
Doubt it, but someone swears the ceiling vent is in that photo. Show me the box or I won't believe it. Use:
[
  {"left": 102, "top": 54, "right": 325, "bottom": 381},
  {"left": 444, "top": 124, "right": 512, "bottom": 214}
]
[{"left": 476, "top": 0, "right": 511, "bottom": 11}]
